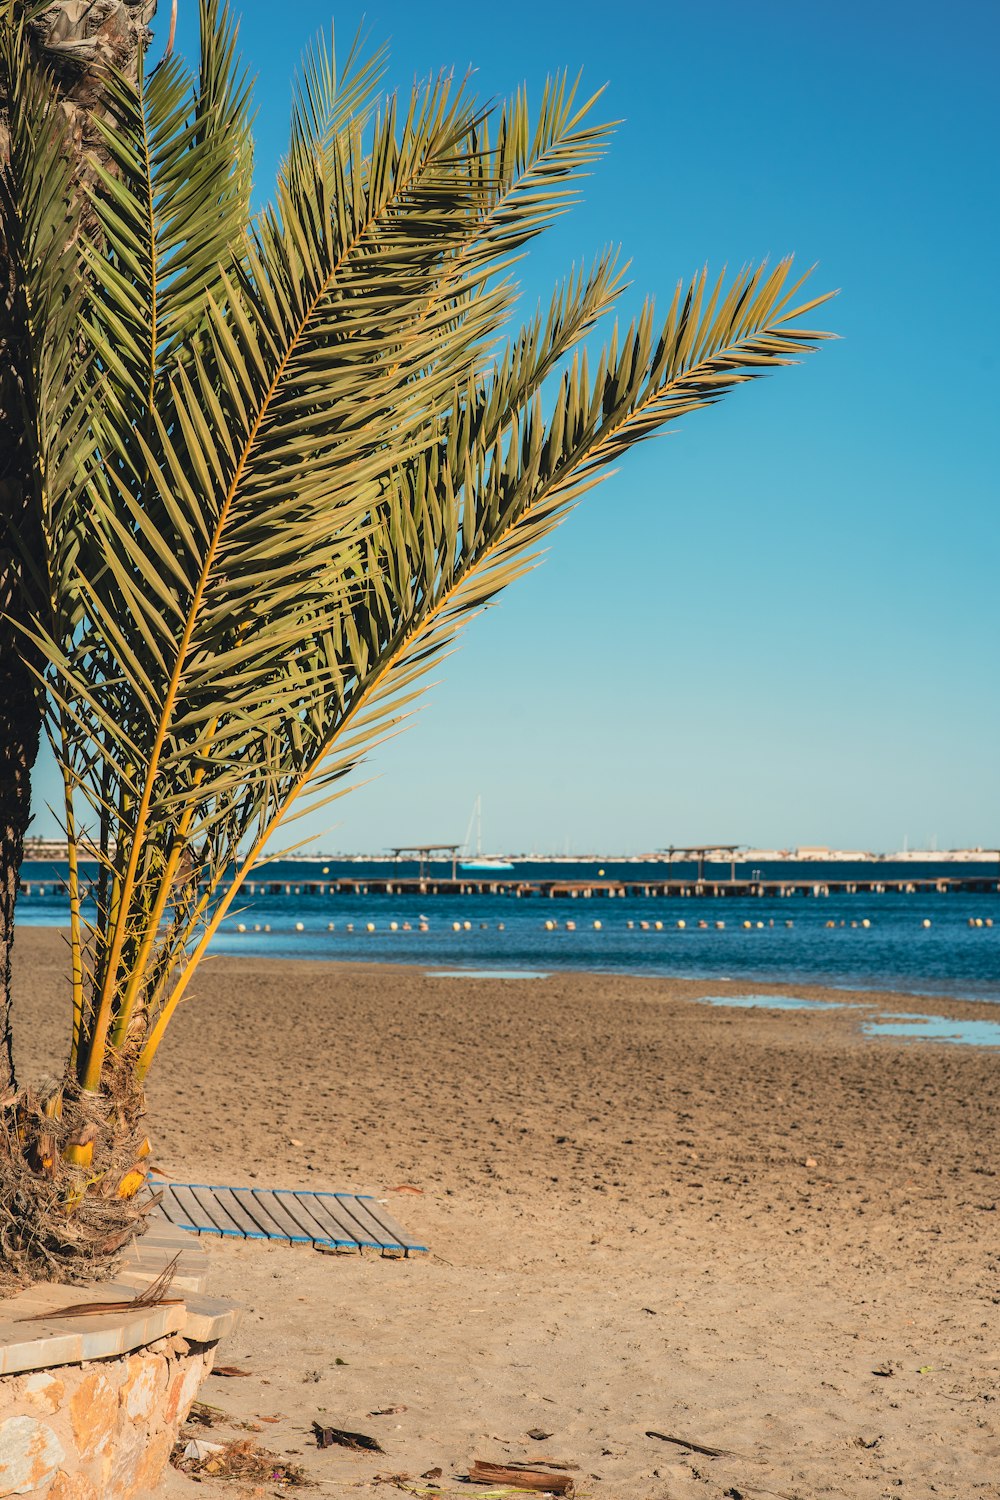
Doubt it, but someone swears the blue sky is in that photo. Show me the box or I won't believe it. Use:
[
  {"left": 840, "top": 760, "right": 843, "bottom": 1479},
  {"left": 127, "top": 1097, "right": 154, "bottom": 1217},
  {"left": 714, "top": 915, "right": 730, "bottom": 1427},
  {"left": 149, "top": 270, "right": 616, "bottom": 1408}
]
[{"left": 32, "top": 0, "right": 1000, "bottom": 854}]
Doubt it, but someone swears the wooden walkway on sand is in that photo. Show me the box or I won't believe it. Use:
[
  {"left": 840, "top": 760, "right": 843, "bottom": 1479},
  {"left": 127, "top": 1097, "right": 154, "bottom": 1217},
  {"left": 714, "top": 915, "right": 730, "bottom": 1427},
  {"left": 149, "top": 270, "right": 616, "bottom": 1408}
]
[{"left": 155, "top": 1182, "right": 427, "bottom": 1255}]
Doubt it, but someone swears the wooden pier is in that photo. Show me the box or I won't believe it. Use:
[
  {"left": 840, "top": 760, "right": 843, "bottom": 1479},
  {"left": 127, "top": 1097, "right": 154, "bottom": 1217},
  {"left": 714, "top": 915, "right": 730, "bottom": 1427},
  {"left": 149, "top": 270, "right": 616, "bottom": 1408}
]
[
  {"left": 20, "top": 875, "right": 999, "bottom": 900},
  {"left": 220, "top": 873, "right": 1000, "bottom": 898}
]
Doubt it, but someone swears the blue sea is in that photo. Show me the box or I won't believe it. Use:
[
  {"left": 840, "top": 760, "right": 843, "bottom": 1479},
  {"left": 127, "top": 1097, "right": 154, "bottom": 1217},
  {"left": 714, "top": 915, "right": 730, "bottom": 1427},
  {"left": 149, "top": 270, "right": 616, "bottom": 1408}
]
[{"left": 16, "top": 857, "right": 1000, "bottom": 1004}]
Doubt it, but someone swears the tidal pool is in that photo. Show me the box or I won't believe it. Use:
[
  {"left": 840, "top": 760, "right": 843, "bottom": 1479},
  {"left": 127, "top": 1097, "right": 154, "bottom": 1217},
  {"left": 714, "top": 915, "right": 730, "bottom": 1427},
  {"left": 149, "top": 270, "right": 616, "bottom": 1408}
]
[
  {"left": 700, "top": 994, "right": 843, "bottom": 1011},
  {"left": 863, "top": 1012, "right": 1000, "bottom": 1048}
]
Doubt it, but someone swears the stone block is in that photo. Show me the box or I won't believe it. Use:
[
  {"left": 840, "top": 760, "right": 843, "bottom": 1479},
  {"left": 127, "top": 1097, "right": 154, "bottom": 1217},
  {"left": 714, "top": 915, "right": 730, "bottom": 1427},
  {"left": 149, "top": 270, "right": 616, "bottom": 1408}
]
[
  {"left": 0, "top": 1325, "right": 83, "bottom": 1377},
  {"left": 107, "top": 1412, "right": 147, "bottom": 1497},
  {"left": 0, "top": 1414, "right": 65, "bottom": 1494},
  {"left": 119, "top": 1353, "right": 166, "bottom": 1420},
  {"left": 124, "top": 1426, "right": 173, "bottom": 1499},
  {"left": 68, "top": 1371, "right": 117, "bottom": 1461},
  {"left": 164, "top": 1356, "right": 205, "bottom": 1426},
  {"left": 46, "top": 1474, "right": 98, "bottom": 1500},
  {"left": 179, "top": 1293, "right": 240, "bottom": 1342},
  {"left": 21, "top": 1372, "right": 64, "bottom": 1415}
]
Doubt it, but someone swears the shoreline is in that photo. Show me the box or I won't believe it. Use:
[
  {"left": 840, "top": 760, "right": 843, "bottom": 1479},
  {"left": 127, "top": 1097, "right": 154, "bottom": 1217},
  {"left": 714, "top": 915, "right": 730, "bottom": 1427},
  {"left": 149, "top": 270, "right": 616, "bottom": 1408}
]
[
  {"left": 14, "top": 922, "right": 1000, "bottom": 1015},
  {"left": 12, "top": 929, "right": 1000, "bottom": 1498}
]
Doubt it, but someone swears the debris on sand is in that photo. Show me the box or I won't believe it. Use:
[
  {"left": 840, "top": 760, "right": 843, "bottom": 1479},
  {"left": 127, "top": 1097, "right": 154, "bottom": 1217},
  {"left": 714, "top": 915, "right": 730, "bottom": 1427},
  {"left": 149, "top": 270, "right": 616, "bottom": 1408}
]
[
  {"left": 313, "top": 1421, "right": 384, "bottom": 1452},
  {"left": 171, "top": 1435, "right": 309, "bottom": 1486},
  {"left": 467, "top": 1459, "right": 574, "bottom": 1494}
]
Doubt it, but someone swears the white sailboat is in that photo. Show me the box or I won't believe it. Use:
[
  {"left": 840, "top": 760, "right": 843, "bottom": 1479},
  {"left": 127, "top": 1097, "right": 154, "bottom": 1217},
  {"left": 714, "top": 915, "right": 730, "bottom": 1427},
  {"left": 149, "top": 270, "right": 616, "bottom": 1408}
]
[{"left": 459, "top": 796, "right": 514, "bottom": 872}]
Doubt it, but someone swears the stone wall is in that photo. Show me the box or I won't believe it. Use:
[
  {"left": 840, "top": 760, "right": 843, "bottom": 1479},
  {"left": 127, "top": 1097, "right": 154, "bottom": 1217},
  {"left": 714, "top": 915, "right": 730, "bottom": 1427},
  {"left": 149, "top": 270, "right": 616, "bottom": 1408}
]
[{"left": 0, "top": 1332, "right": 217, "bottom": 1498}]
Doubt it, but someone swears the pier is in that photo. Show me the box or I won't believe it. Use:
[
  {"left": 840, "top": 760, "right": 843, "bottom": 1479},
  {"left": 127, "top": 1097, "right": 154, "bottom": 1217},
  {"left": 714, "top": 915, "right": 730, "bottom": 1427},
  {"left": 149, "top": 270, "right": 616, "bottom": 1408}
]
[{"left": 18, "top": 875, "right": 1000, "bottom": 900}]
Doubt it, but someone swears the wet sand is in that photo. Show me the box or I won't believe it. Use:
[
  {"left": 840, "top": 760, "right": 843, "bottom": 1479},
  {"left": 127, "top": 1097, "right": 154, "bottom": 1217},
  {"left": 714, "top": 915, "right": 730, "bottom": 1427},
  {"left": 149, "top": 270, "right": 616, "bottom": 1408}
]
[{"left": 12, "top": 929, "right": 1000, "bottom": 1498}]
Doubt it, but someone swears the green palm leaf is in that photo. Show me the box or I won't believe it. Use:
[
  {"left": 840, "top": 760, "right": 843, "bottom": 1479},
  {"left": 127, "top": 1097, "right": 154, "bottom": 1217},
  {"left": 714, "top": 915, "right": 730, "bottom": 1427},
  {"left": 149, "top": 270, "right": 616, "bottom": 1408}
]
[{"left": 7, "top": 10, "right": 834, "bottom": 1099}]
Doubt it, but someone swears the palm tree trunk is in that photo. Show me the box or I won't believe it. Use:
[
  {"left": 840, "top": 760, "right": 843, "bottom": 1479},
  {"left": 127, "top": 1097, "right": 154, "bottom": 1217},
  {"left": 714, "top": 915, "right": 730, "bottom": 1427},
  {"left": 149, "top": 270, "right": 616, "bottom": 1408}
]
[
  {"left": 0, "top": 0, "right": 158, "bottom": 1092},
  {"left": 0, "top": 490, "right": 44, "bottom": 1098}
]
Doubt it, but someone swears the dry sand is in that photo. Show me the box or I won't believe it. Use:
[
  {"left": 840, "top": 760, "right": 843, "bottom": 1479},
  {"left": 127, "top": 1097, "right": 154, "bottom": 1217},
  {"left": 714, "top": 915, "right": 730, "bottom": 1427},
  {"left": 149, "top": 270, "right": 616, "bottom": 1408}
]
[{"left": 12, "top": 929, "right": 1000, "bottom": 1499}]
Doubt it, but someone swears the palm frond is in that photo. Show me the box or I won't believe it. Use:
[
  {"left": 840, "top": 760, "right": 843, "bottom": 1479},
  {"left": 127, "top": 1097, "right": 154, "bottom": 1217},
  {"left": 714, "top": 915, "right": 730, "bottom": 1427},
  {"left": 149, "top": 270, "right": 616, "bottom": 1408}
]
[
  {"left": 237, "top": 260, "right": 834, "bottom": 836},
  {"left": 85, "top": 0, "right": 253, "bottom": 419},
  {"left": 7, "top": 9, "right": 834, "bottom": 1098}
]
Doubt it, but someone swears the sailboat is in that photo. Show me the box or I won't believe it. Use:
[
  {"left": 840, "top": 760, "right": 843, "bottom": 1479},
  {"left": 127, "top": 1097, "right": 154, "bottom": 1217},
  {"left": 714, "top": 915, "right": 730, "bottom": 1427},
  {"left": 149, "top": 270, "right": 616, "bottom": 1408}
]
[{"left": 459, "top": 796, "right": 514, "bottom": 872}]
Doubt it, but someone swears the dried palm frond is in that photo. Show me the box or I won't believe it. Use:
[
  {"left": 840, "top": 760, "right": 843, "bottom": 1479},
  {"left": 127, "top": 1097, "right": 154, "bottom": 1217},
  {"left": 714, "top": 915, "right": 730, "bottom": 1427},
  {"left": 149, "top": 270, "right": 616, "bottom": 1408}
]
[{"left": 16, "top": 1252, "right": 182, "bottom": 1319}]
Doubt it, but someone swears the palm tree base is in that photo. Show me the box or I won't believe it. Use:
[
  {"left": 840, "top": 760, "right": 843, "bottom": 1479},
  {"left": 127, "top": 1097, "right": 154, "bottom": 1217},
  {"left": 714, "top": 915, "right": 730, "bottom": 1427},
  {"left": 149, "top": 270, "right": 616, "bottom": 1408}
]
[{"left": 0, "top": 1073, "right": 152, "bottom": 1288}]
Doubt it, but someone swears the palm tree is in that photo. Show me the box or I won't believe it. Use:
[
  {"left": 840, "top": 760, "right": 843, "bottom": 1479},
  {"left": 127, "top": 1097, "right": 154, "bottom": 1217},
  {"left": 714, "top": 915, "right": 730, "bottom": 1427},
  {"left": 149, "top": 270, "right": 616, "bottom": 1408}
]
[
  {"left": 0, "top": 0, "right": 833, "bottom": 1284},
  {"left": 0, "top": 0, "right": 158, "bottom": 1097}
]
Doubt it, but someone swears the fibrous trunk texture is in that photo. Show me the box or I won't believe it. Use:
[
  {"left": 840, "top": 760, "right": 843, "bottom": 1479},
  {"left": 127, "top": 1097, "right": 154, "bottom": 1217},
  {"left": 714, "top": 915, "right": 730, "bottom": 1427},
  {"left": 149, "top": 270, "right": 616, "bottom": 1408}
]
[
  {"left": 0, "top": 1069, "right": 152, "bottom": 1289},
  {"left": 0, "top": 0, "right": 157, "bottom": 1282},
  {"left": 0, "top": 0, "right": 158, "bottom": 1086}
]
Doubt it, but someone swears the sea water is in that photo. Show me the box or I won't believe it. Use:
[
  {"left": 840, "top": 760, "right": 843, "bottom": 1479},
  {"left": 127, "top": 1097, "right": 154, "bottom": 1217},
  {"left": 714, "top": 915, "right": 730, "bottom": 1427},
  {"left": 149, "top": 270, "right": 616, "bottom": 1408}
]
[{"left": 15, "top": 858, "right": 1000, "bottom": 1004}]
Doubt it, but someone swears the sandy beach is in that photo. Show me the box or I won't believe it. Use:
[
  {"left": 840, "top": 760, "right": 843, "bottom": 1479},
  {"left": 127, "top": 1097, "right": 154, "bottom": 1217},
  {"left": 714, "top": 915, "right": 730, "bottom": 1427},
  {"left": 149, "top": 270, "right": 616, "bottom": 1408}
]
[{"left": 12, "top": 929, "right": 1000, "bottom": 1499}]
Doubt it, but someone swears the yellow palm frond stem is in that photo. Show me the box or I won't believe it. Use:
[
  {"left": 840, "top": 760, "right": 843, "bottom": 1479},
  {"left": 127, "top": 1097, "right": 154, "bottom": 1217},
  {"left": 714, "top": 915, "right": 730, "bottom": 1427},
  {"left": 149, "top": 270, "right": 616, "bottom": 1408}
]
[
  {"left": 108, "top": 826, "right": 197, "bottom": 1050},
  {"left": 63, "top": 1142, "right": 94, "bottom": 1169},
  {"left": 110, "top": 650, "right": 246, "bottom": 1052},
  {"left": 85, "top": 79, "right": 491, "bottom": 1056},
  {"left": 62, "top": 1118, "right": 98, "bottom": 1168},
  {"left": 115, "top": 1167, "right": 147, "bottom": 1199},
  {"left": 130, "top": 858, "right": 248, "bottom": 1078},
  {"left": 62, "top": 755, "right": 86, "bottom": 1071},
  {"left": 133, "top": 787, "right": 369, "bottom": 1081}
]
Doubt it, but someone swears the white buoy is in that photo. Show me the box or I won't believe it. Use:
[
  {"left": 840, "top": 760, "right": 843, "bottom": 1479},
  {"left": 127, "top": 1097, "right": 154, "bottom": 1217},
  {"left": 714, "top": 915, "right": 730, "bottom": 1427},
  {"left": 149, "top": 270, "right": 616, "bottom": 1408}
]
[
  {"left": 254, "top": 923, "right": 261, "bottom": 932},
  {"left": 366, "top": 922, "right": 375, "bottom": 933},
  {"left": 593, "top": 920, "right": 602, "bottom": 930},
  {"left": 544, "top": 920, "right": 555, "bottom": 930},
  {"left": 263, "top": 924, "right": 271, "bottom": 933},
  {"left": 677, "top": 920, "right": 686, "bottom": 930},
  {"left": 922, "top": 918, "right": 932, "bottom": 928},
  {"left": 322, "top": 866, "right": 329, "bottom": 874},
  {"left": 598, "top": 868, "right": 605, "bottom": 876},
  {"left": 861, "top": 919, "right": 870, "bottom": 928},
  {"left": 294, "top": 921, "right": 304, "bottom": 932},
  {"left": 453, "top": 921, "right": 462, "bottom": 931},
  {"left": 498, "top": 922, "right": 505, "bottom": 931},
  {"left": 327, "top": 922, "right": 335, "bottom": 931},
  {"left": 743, "top": 920, "right": 752, "bottom": 929},
  {"left": 716, "top": 921, "right": 725, "bottom": 929},
  {"left": 757, "top": 921, "right": 764, "bottom": 929},
  {"left": 463, "top": 920, "right": 472, "bottom": 931},
  {"left": 346, "top": 923, "right": 354, "bottom": 932},
  {"left": 390, "top": 921, "right": 398, "bottom": 931},
  {"left": 236, "top": 923, "right": 246, "bottom": 933},
  {"left": 654, "top": 920, "right": 663, "bottom": 931}
]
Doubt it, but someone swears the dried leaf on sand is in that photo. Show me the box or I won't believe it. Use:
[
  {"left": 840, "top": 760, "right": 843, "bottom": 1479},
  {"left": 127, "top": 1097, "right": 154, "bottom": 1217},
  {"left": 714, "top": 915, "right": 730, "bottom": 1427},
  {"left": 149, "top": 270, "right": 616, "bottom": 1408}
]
[
  {"left": 313, "top": 1420, "right": 384, "bottom": 1452},
  {"left": 171, "top": 1435, "right": 309, "bottom": 1486}
]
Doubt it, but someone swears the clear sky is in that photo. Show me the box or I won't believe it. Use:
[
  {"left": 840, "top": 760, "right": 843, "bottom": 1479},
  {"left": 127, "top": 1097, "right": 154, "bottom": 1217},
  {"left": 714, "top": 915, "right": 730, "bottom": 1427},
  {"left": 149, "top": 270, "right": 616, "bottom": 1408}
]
[{"left": 30, "top": 0, "right": 1000, "bottom": 855}]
